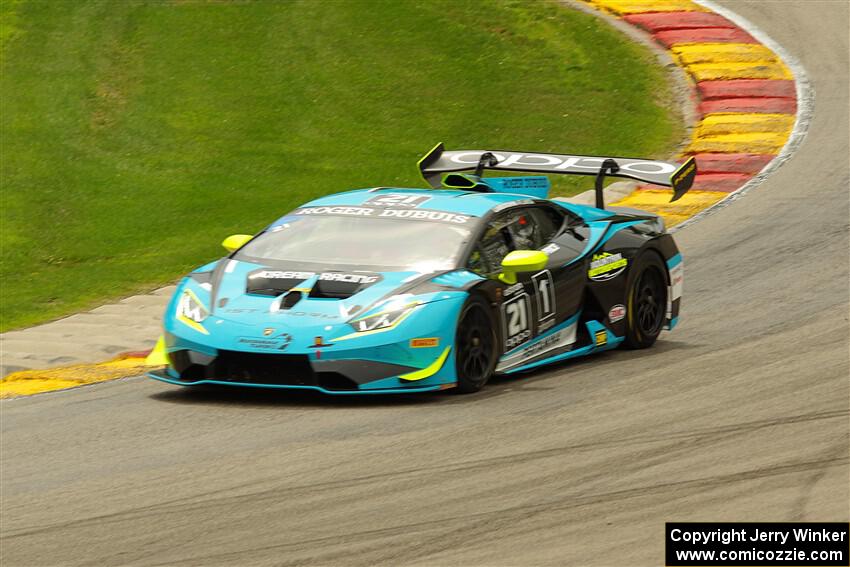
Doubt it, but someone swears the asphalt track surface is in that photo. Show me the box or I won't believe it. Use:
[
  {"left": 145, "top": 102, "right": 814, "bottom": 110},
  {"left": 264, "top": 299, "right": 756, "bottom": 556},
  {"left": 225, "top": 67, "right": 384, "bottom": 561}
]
[{"left": 2, "top": 2, "right": 848, "bottom": 565}]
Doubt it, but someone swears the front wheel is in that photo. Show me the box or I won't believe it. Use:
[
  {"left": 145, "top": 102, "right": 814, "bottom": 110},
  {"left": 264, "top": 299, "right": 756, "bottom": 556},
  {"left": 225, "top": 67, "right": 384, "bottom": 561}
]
[
  {"left": 453, "top": 296, "right": 498, "bottom": 393},
  {"left": 622, "top": 252, "right": 668, "bottom": 349}
]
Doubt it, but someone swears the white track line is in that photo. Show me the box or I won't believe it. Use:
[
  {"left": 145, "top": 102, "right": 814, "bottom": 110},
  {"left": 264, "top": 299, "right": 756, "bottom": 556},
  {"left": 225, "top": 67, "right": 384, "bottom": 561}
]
[{"left": 670, "top": 0, "right": 815, "bottom": 232}]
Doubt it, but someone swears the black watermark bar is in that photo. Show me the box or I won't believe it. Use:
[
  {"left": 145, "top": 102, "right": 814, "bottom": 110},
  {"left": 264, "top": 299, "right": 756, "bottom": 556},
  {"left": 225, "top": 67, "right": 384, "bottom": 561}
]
[{"left": 666, "top": 523, "right": 849, "bottom": 566}]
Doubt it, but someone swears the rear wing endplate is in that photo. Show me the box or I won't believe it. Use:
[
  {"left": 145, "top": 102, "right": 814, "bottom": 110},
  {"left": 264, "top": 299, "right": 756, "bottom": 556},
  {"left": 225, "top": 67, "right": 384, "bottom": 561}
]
[{"left": 418, "top": 143, "right": 697, "bottom": 206}]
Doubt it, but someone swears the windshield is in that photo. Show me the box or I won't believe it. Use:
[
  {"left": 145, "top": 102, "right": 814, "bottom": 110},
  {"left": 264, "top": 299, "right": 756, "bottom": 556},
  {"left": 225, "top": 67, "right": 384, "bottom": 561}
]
[{"left": 234, "top": 214, "right": 475, "bottom": 272}]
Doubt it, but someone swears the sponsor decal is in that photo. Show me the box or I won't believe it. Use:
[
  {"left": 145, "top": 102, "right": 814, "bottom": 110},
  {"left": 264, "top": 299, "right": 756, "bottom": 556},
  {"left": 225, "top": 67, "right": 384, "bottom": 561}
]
[
  {"left": 503, "top": 282, "right": 524, "bottom": 297},
  {"left": 671, "top": 158, "right": 696, "bottom": 188},
  {"left": 520, "top": 329, "right": 562, "bottom": 359},
  {"left": 594, "top": 330, "right": 607, "bottom": 346},
  {"left": 294, "top": 206, "right": 470, "bottom": 224},
  {"left": 250, "top": 270, "right": 313, "bottom": 280},
  {"left": 496, "top": 321, "right": 578, "bottom": 371},
  {"left": 502, "top": 294, "right": 532, "bottom": 350},
  {"left": 532, "top": 270, "right": 556, "bottom": 322},
  {"left": 670, "top": 261, "right": 684, "bottom": 300},
  {"left": 588, "top": 252, "right": 628, "bottom": 281},
  {"left": 376, "top": 209, "right": 470, "bottom": 223},
  {"left": 447, "top": 152, "right": 676, "bottom": 176},
  {"left": 493, "top": 178, "right": 548, "bottom": 190},
  {"left": 177, "top": 291, "right": 208, "bottom": 324},
  {"left": 238, "top": 333, "right": 292, "bottom": 351},
  {"left": 364, "top": 194, "right": 430, "bottom": 208},
  {"left": 249, "top": 269, "right": 379, "bottom": 285},
  {"left": 410, "top": 337, "right": 440, "bottom": 348},
  {"left": 319, "top": 272, "right": 379, "bottom": 284},
  {"left": 541, "top": 242, "right": 560, "bottom": 255},
  {"left": 608, "top": 304, "right": 626, "bottom": 323},
  {"left": 295, "top": 206, "right": 373, "bottom": 216},
  {"left": 287, "top": 311, "right": 340, "bottom": 319}
]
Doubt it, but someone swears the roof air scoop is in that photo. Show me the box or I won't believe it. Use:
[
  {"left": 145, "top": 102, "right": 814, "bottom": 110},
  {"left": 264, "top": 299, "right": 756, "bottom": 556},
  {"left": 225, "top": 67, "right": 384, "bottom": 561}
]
[
  {"left": 439, "top": 152, "right": 500, "bottom": 193},
  {"left": 442, "top": 173, "right": 493, "bottom": 193}
]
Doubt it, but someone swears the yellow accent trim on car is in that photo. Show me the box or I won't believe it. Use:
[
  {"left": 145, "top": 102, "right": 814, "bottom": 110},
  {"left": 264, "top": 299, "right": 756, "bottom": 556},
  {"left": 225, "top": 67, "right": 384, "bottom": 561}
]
[
  {"left": 594, "top": 330, "right": 607, "bottom": 346},
  {"left": 144, "top": 335, "right": 170, "bottom": 365},
  {"left": 333, "top": 306, "right": 419, "bottom": 341},
  {"left": 222, "top": 233, "right": 252, "bottom": 252},
  {"left": 175, "top": 289, "right": 210, "bottom": 335},
  {"left": 399, "top": 347, "right": 451, "bottom": 382},
  {"left": 350, "top": 301, "right": 421, "bottom": 323},
  {"left": 499, "top": 250, "right": 548, "bottom": 284},
  {"left": 417, "top": 142, "right": 444, "bottom": 185},
  {"left": 177, "top": 314, "right": 209, "bottom": 335}
]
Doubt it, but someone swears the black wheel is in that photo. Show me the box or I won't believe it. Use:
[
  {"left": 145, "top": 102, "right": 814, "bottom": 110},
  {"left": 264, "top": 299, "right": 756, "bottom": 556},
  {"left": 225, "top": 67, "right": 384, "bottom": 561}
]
[
  {"left": 622, "top": 252, "right": 668, "bottom": 349},
  {"left": 453, "top": 296, "right": 498, "bottom": 393}
]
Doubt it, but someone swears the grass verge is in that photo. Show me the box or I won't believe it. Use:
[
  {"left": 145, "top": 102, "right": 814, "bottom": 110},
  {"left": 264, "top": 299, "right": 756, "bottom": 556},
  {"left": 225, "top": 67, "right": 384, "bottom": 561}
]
[{"left": 0, "top": 0, "right": 682, "bottom": 331}]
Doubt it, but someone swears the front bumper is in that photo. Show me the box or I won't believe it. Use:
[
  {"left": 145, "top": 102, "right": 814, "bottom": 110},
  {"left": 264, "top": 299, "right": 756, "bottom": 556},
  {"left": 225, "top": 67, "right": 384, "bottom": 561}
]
[
  {"left": 148, "top": 347, "right": 454, "bottom": 394},
  {"left": 146, "top": 368, "right": 449, "bottom": 395},
  {"left": 151, "top": 294, "right": 466, "bottom": 394}
]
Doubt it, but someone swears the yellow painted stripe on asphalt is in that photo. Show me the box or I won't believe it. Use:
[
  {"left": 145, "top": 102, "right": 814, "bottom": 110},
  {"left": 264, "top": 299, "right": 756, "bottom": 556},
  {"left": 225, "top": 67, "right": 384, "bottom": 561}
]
[
  {"left": 695, "top": 113, "right": 795, "bottom": 137},
  {"left": 684, "top": 61, "right": 792, "bottom": 81},
  {"left": 611, "top": 190, "right": 727, "bottom": 227},
  {"left": 671, "top": 43, "right": 778, "bottom": 65},
  {"left": 588, "top": 0, "right": 709, "bottom": 15},
  {"left": 0, "top": 356, "right": 151, "bottom": 398},
  {"left": 687, "top": 131, "right": 790, "bottom": 154}
]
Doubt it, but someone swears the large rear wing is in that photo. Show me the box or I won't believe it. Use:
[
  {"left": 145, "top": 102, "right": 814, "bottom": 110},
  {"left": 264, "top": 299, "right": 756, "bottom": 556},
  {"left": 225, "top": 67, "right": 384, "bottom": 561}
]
[{"left": 418, "top": 143, "right": 696, "bottom": 208}]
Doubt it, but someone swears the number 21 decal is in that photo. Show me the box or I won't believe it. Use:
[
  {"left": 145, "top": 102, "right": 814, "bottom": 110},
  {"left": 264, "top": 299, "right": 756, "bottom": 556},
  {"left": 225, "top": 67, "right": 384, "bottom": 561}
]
[
  {"left": 532, "top": 270, "right": 556, "bottom": 322},
  {"left": 502, "top": 294, "right": 531, "bottom": 351}
]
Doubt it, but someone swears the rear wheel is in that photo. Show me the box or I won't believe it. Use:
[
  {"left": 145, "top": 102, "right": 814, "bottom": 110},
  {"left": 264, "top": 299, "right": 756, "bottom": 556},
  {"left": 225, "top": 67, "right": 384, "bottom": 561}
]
[
  {"left": 623, "top": 252, "right": 668, "bottom": 349},
  {"left": 453, "top": 296, "right": 498, "bottom": 393}
]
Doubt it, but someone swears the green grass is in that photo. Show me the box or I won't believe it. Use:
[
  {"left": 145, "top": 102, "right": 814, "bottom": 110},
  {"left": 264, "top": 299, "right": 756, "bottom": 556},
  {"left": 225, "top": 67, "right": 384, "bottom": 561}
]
[{"left": 0, "top": 0, "right": 682, "bottom": 332}]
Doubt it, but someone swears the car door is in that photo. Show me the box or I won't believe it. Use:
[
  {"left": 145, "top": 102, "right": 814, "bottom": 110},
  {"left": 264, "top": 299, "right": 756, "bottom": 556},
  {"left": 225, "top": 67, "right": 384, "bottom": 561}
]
[{"left": 466, "top": 206, "right": 563, "bottom": 353}]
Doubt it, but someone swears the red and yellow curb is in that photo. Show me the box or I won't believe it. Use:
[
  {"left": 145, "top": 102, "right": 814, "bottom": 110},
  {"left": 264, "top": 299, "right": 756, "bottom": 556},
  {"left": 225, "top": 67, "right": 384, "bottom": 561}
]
[
  {"left": 586, "top": 0, "right": 799, "bottom": 226},
  {"left": 0, "top": 338, "right": 167, "bottom": 399},
  {"left": 0, "top": 353, "right": 152, "bottom": 399}
]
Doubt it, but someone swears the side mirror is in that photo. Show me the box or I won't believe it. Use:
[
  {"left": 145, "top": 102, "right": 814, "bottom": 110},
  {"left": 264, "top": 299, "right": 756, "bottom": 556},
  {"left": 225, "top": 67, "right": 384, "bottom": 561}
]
[
  {"left": 499, "top": 250, "right": 548, "bottom": 284},
  {"left": 222, "top": 234, "right": 252, "bottom": 253}
]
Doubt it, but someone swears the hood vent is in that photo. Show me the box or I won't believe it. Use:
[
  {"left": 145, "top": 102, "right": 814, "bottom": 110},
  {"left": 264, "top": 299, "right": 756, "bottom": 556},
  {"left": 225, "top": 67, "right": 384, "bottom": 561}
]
[
  {"left": 309, "top": 279, "right": 370, "bottom": 300},
  {"left": 280, "top": 290, "right": 303, "bottom": 309}
]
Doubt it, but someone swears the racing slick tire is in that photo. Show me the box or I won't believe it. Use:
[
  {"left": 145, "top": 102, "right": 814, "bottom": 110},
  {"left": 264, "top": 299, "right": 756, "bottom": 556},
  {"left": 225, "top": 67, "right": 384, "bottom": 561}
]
[
  {"left": 622, "top": 251, "right": 668, "bottom": 349},
  {"left": 453, "top": 295, "right": 498, "bottom": 393}
]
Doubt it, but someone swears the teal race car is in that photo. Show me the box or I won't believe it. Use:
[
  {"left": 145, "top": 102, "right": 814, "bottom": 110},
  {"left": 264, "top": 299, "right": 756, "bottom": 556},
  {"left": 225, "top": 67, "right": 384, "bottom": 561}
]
[{"left": 147, "top": 144, "right": 694, "bottom": 394}]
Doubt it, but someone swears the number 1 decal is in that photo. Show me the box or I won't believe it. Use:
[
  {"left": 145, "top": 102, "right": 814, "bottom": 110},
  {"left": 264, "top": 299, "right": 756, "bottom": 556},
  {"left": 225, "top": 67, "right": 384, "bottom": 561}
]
[{"left": 532, "top": 270, "right": 556, "bottom": 322}]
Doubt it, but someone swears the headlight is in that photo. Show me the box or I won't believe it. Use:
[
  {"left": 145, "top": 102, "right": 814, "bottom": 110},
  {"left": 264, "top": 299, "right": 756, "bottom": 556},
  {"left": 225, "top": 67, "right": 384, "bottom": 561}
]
[
  {"left": 176, "top": 289, "right": 209, "bottom": 324},
  {"left": 349, "top": 303, "right": 418, "bottom": 333}
]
